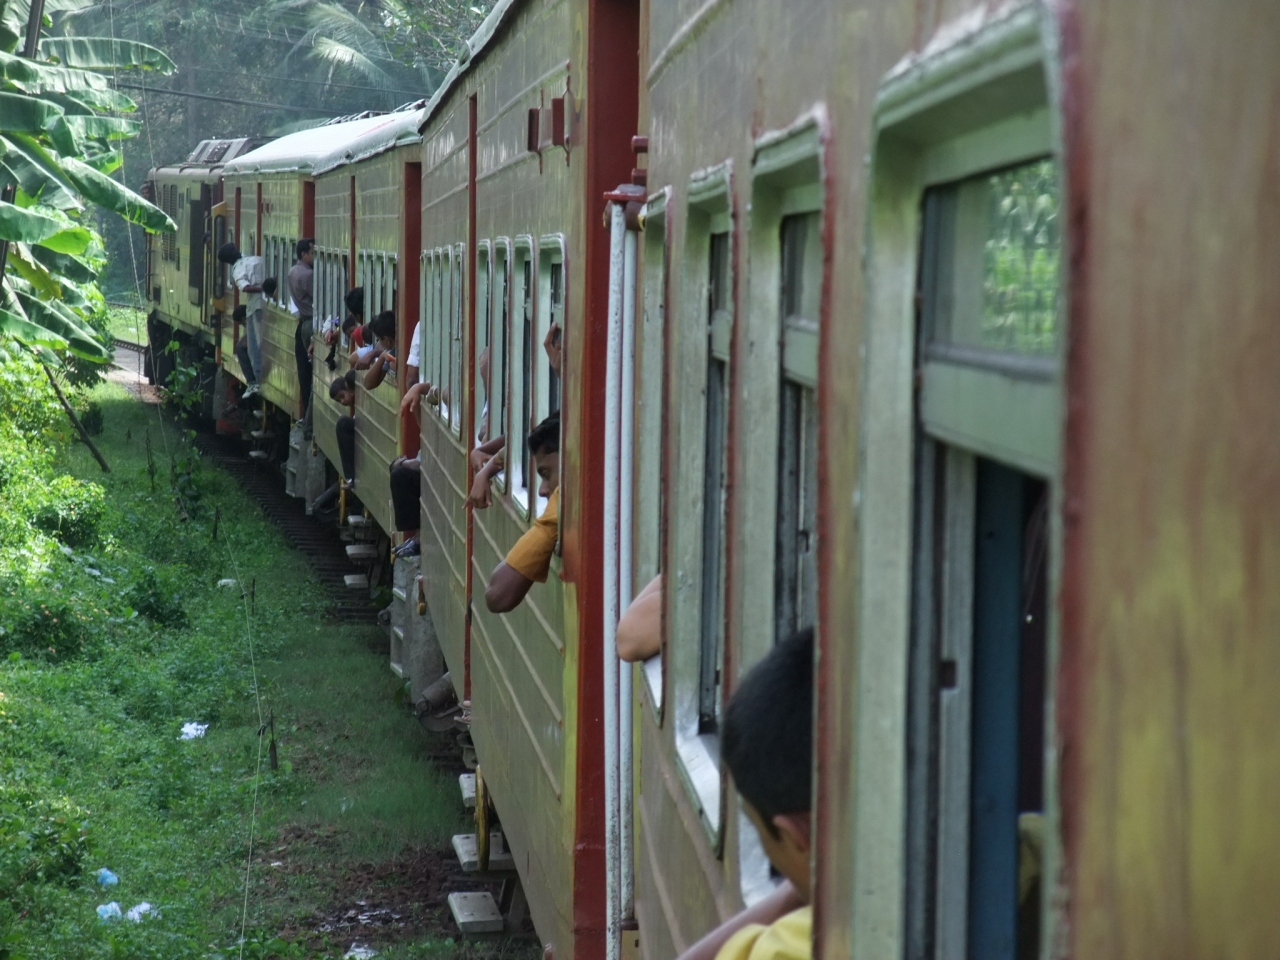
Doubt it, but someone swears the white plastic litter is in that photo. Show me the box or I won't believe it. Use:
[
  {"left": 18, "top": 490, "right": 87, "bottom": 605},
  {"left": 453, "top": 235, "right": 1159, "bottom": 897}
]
[
  {"left": 217, "top": 579, "right": 237, "bottom": 588},
  {"left": 126, "top": 902, "right": 156, "bottom": 922},
  {"left": 179, "top": 722, "right": 208, "bottom": 740},
  {"left": 343, "top": 945, "right": 377, "bottom": 959},
  {"left": 96, "top": 902, "right": 122, "bottom": 921},
  {"left": 95, "top": 868, "right": 118, "bottom": 886}
]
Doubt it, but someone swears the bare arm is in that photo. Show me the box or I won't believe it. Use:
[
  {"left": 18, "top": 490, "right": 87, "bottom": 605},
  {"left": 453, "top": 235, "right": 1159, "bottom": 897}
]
[
  {"left": 467, "top": 452, "right": 505, "bottom": 509},
  {"left": 469, "top": 434, "right": 506, "bottom": 472},
  {"left": 485, "top": 562, "right": 534, "bottom": 613},
  {"left": 363, "top": 353, "right": 391, "bottom": 390},
  {"left": 617, "top": 573, "right": 663, "bottom": 663},
  {"left": 674, "top": 881, "right": 806, "bottom": 960}
]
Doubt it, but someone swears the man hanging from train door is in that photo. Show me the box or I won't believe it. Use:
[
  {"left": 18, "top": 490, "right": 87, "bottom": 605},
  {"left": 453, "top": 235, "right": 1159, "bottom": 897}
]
[
  {"left": 218, "top": 242, "right": 266, "bottom": 396},
  {"left": 483, "top": 411, "right": 560, "bottom": 613},
  {"left": 288, "top": 238, "right": 316, "bottom": 424}
]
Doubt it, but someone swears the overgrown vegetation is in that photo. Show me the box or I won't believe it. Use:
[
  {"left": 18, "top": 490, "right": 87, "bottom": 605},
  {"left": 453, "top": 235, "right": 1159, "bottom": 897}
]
[{"left": 0, "top": 370, "right": 525, "bottom": 959}]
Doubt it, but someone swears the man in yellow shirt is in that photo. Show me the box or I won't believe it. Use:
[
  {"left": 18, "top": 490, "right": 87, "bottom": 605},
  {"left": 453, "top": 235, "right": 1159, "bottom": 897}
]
[
  {"left": 484, "top": 412, "right": 560, "bottom": 613},
  {"left": 677, "top": 628, "right": 815, "bottom": 960}
]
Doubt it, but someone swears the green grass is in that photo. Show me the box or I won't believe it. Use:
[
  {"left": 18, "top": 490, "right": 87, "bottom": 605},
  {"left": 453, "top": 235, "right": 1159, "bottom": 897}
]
[
  {"left": 103, "top": 306, "right": 148, "bottom": 347},
  {"left": 0, "top": 380, "right": 533, "bottom": 960}
]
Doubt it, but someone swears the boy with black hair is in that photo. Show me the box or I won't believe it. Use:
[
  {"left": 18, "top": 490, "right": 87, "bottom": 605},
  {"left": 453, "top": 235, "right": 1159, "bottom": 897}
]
[
  {"left": 328, "top": 369, "right": 358, "bottom": 485},
  {"left": 362, "top": 310, "right": 398, "bottom": 388},
  {"left": 678, "top": 628, "right": 815, "bottom": 960},
  {"left": 484, "top": 412, "right": 560, "bottom": 613}
]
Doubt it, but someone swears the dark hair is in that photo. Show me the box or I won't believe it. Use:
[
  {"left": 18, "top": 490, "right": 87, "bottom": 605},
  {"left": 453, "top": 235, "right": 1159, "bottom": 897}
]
[
  {"left": 329, "top": 370, "right": 356, "bottom": 400},
  {"left": 341, "top": 313, "right": 359, "bottom": 335},
  {"left": 344, "top": 286, "right": 364, "bottom": 318},
  {"left": 722, "top": 627, "right": 814, "bottom": 826},
  {"left": 232, "top": 304, "right": 247, "bottom": 323},
  {"left": 369, "top": 310, "right": 396, "bottom": 340},
  {"left": 263, "top": 276, "right": 278, "bottom": 298},
  {"left": 217, "top": 242, "right": 241, "bottom": 265},
  {"left": 296, "top": 238, "right": 315, "bottom": 259},
  {"left": 528, "top": 412, "right": 560, "bottom": 457}
]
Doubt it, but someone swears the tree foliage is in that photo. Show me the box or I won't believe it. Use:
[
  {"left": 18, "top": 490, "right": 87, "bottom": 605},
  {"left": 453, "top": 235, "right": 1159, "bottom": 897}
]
[{"left": 0, "top": 0, "right": 175, "bottom": 364}]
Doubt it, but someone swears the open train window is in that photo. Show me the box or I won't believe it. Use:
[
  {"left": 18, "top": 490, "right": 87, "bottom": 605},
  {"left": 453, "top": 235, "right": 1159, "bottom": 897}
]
[
  {"left": 670, "top": 166, "right": 733, "bottom": 845},
  {"left": 537, "top": 236, "right": 566, "bottom": 419},
  {"left": 637, "top": 190, "right": 670, "bottom": 715},
  {"left": 512, "top": 238, "right": 534, "bottom": 515},
  {"left": 492, "top": 239, "right": 511, "bottom": 481},
  {"left": 476, "top": 243, "right": 492, "bottom": 444},
  {"left": 856, "top": 8, "right": 1061, "bottom": 958},
  {"left": 451, "top": 243, "right": 465, "bottom": 438}
]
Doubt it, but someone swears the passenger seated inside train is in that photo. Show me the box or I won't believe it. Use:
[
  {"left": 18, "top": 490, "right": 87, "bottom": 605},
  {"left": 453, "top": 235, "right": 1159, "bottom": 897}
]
[
  {"left": 678, "top": 628, "right": 814, "bottom": 960},
  {"left": 361, "top": 310, "right": 398, "bottom": 388},
  {"left": 483, "top": 412, "right": 560, "bottom": 613},
  {"left": 616, "top": 572, "right": 663, "bottom": 662}
]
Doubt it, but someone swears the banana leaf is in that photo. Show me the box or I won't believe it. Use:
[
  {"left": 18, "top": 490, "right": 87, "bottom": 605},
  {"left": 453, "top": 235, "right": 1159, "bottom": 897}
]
[
  {"left": 0, "top": 51, "right": 136, "bottom": 113},
  {"left": 29, "top": 244, "right": 96, "bottom": 283},
  {"left": 13, "top": 286, "right": 108, "bottom": 361},
  {"left": 0, "top": 91, "right": 63, "bottom": 132},
  {"left": 40, "top": 37, "right": 175, "bottom": 74},
  {"left": 0, "top": 199, "right": 91, "bottom": 252},
  {"left": 61, "top": 155, "right": 173, "bottom": 233},
  {"left": 0, "top": 282, "right": 68, "bottom": 351},
  {"left": 62, "top": 114, "right": 140, "bottom": 141},
  {"left": 0, "top": 132, "right": 82, "bottom": 211},
  {"left": 7, "top": 243, "right": 60, "bottom": 299}
]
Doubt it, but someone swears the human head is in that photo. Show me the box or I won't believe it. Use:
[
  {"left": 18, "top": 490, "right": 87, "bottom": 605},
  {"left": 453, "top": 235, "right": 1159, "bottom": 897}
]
[
  {"left": 296, "top": 238, "right": 315, "bottom": 264},
  {"left": 528, "top": 412, "right": 560, "bottom": 498},
  {"left": 344, "top": 286, "right": 364, "bottom": 321},
  {"left": 341, "top": 313, "right": 359, "bottom": 338},
  {"left": 263, "top": 276, "right": 278, "bottom": 299},
  {"left": 329, "top": 375, "right": 355, "bottom": 406},
  {"left": 232, "top": 304, "right": 247, "bottom": 324},
  {"left": 369, "top": 310, "right": 396, "bottom": 348},
  {"left": 217, "top": 242, "right": 241, "bottom": 265},
  {"left": 722, "top": 627, "right": 814, "bottom": 897}
]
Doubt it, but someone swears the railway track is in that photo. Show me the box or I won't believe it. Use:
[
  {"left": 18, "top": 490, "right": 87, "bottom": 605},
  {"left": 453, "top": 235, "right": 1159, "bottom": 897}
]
[{"left": 112, "top": 339, "right": 381, "bottom": 624}]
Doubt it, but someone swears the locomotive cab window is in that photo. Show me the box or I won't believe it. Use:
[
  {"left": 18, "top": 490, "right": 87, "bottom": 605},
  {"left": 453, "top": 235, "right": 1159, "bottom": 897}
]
[{"left": 857, "top": 9, "right": 1062, "bottom": 959}]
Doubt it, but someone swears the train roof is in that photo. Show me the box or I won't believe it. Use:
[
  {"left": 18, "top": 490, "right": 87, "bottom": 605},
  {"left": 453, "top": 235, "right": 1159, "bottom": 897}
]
[
  {"left": 419, "top": 0, "right": 523, "bottom": 131},
  {"left": 222, "top": 107, "right": 425, "bottom": 179},
  {"left": 148, "top": 137, "right": 273, "bottom": 179}
]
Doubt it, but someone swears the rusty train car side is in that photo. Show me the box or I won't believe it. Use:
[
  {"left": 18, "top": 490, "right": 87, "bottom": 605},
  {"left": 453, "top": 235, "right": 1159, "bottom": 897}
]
[{"left": 139, "top": 2, "right": 1280, "bottom": 957}]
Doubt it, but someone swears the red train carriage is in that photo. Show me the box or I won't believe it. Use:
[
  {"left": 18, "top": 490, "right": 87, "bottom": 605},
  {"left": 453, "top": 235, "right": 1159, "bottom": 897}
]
[{"left": 413, "top": 0, "right": 639, "bottom": 956}]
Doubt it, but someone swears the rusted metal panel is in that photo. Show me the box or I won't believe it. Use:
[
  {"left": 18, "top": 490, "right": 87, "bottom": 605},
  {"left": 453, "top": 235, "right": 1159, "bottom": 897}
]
[{"left": 1057, "top": 2, "right": 1280, "bottom": 959}]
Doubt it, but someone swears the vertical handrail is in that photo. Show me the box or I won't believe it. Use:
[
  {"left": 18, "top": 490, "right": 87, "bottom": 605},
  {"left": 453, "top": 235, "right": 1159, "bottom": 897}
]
[
  {"left": 619, "top": 225, "right": 638, "bottom": 921},
  {"left": 602, "top": 200, "right": 627, "bottom": 960}
]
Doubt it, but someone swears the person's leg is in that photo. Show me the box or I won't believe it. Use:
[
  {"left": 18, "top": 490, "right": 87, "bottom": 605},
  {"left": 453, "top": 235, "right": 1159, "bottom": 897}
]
[
  {"left": 336, "top": 415, "right": 356, "bottom": 482},
  {"left": 245, "top": 308, "right": 264, "bottom": 384},
  {"left": 390, "top": 458, "right": 421, "bottom": 534},
  {"left": 235, "top": 336, "right": 255, "bottom": 387},
  {"left": 295, "top": 318, "right": 313, "bottom": 418}
]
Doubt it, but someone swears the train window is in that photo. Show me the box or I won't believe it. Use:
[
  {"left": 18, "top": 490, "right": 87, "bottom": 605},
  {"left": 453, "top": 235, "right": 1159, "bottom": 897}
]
[
  {"left": 438, "top": 248, "right": 453, "bottom": 427},
  {"left": 670, "top": 166, "right": 733, "bottom": 842},
  {"left": 492, "top": 239, "right": 511, "bottom": 480},
  {"left": 512, "top": 239, "right": 534, "bottom": 514},
  {"left": 417, "top": 253, "right": 427, "bottom": 382},
  {"left": 451, "top": 243, "right": 465, "bottom": 437},
  {"left": 476, "top": 243, "right": 491, "bottom": 444},
  {"left": 774, "top": 211, "right": 820, "bottom": 645},
  {"left": 537, "top": 236, "right": 566, "bottom": 419},
  {"left": 857, "top": 11, "right": 1060, "bottom": 958},
  {"left": 637, "top": 190, "right": 669, "bottom": 714}
]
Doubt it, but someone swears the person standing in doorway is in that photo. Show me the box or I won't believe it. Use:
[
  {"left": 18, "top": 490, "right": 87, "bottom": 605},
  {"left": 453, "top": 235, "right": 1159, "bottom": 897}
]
[
  {"left": 288, "top": 238, "right": 316, "bottom": 421},
  {"left": 218, "top": 242, "right": 266, "bottom": 396}
]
